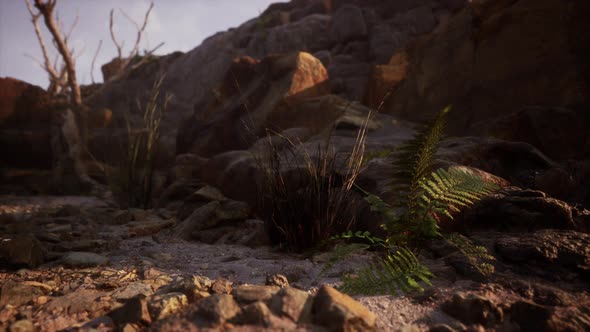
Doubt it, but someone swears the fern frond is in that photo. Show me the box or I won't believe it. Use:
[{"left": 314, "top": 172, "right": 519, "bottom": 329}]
[
  {"left": 319, "top": 243, "right": 371, "bottom": 277},
  {"left": 446, "top": 233, "right": 495, "bottom": 276},
  {"left": 389, "top": 106, "right": 451, "bottom": 208},
  {"left": 339, "top": 247, "right": 433, "bottom": 295}
]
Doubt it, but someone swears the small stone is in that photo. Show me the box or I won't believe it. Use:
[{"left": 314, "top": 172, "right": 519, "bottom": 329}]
[
  {"left": 195, "top": 294, "right": 240, "bottom": 325},
  {"left": 271, "top": 287, "right": 312, "bottom": 323},
  {"left": 112, "top": 210, "right": 132, "bottom": 225},
  {"left": 232, "top": 301, "right": 273, "bottom": 326},
  {"left": 510, "top": 300, "right": 553, "bottom": 331},
  {"left": 193, "top": 185, "right": 227, "bottom": 202},
  {"left": 232, "top": 285, "right": 280, "bottom": 305},
  {"left": 0, "top": 280, "right": 45, "bottom": 307},
  {"left": 108, "top": 296, "right": 151, "bottom": 326},
  {"left": 9, "top": 319, "right": 34, "bottom": 332},
  {"left": 210, "top": 277, "right": 232, "bottom": 295},
  {"left": 158, "top": 275, "right": 212, "bottom": 303},
  {"left": 148, "top": 292, "right": 188, "bottom": 320},
  {"left": 0, "top": 234, "right": 45, "bottom": 268},
  {"left": 111, "top": 282, "right": 153, "bottom": 301},
  {"left": 61, "top": 251, "right": 109, "bottom": 267},
  {"left": 312, "top": 285, "right": 376, "bottom": 331},
  {"left": 266, "top": 274, "right": 289, "bottom": 288},
  {"left": 441, "top": 292, "right": 502, "bottom": 327}
]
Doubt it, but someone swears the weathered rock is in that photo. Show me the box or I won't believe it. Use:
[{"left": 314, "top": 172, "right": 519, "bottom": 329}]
[
  {"left": 9, "top": 320, "right": 35, "bottom": 332},
  {"left": 176, "top": 52, "right": 330, "bottom": 157},
  {"left": 157, "top": 275, "right": 212, "bottom": 303},
  {"left": 384, "top": 0, "right": 590, "bottom": 142},
  {"left": 330, "top": 5, "right": 367, "bottom": 42},
  {"left": 266, "top": 274, "right": 290, "bottom": 288},
  {"left": 0, "top": 280, "right": 46, "bottom": 307},
  {"left": 111, "top": 282, "right": 154, "bottom": 301},
  {"left": 108, "top": 296, "right": 152, "bottom": 326},
  {"left": 312, "top": 285, "right": 376, "bottom": 331},
  {"left": 210, "top": 277, "right": 233, "bottom": 295},
  {"left": 194, "top": 294, "right": 241, "bottom": 326},
  {"left": 271, "top": 287, "right": 313, "bottom": 323},
  {"left": 232, "top": 285, "right": 280, "bottom": 305},
  {"left": 60, "top": 252, "right": 109, "bottom": 267},
  {"left": 494, "top": 230, "right": 590, "bottom": 278},
  {"left": 461, "top": 189, "right": 579, "bottom": 232},
  {"left": 148, "top": 293, "right": 188, "bottom": 320},
  {"left": 441, "top": 292, "right": 502, "bottom": 327},
  {"left": 0, "top": 234, "right": 45, "bottom": 268}
]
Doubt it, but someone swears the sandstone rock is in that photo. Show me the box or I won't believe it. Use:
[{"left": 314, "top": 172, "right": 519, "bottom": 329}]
[
  {"left": 312, "top": 285, "right": 376, "bottom": 331},
  {"left": 156, "top": 275, "right": 212, "bottom": 303},
  {"left": 509, "top": 300, "right": 555, "bottom": 332},
  {"left": 210, "top": 277, "right": 233, "bottom": 295},
  {"left": 0, "top": 234, "right": 45, "bottom": 268},
  {"left": 194, "top": 294, "right": 241, "bottom": 326},
  {"left": 111, "top": 282, "right": 153, "bottom": 301},
  {"left": 231, "top": 301, "right": 274, "bottom": 327},
  {"left": 461, "top": 189, "right": 578, "bottom": 232},
  {"left": 266, "top": 274, "right": 290, "bottom": 288},
  {"left": 9, "top": 320, "right": 34, "bottom": 332},
  {"left": 441, "top": 292, "right": 502, "bottom": 327},
  {"left": 0, "top": 77, "right": 53, "bottom": 169},
  {"left": 330, "top": 5, "right": 367, "bottom": 42},
  {"left": 176, "top": 52, "right": 329, "bottom": 158},
  {"left": 494, "top": 230, "right": 590, "bottom": 278},
  {"left": 60, "top": 252, "right": 109, "bottom": 267},
  {"left": 148, "top": 293, "right": 188, "bottom": 320},
  {"left": 0, "top": 280, "right": 45, "bottom": 307},
  {"left": 384, "top": 0, "right": 590, "bottom": 140},
  {"left": 270, "top": 287, "right": 313, "bottom": 323},
  {"left": 108, "top": 296, "right": 152, "bottom": 326},
  {"left": 232, "top": 285, "right": 280, "bottom": 305}
]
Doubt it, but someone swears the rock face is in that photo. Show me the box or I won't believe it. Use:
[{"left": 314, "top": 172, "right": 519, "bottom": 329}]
[
  {"left": 176, "top": 52, "right": 330, "bottom": 157},
  {"left": 0, "top": 77, "right": 54, "bottom": 169},
  {"left": 382, "top": 0, "right": 590, "bottom": 156}
]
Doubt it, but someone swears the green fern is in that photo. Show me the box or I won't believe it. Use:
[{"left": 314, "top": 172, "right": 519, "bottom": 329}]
[
  {"left": 446, "top": 233, "right": 495, "bottom": 276},
  {"left": 368, "top": 106, "right": 499, "bottom": 243},
  {"left": 329, "top": 230, "right": 387, "bottom": 248},
  {"left": 319, "top": 243, "right": 371, "bottom": 277},
  {"left": 339, "top": 247, "right": 433, "bottom": 295}
]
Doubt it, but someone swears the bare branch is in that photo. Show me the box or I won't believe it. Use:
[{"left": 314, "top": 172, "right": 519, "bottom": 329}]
[
  {"left": 123, "top": 1, "right": 154, "bottom": 60},
  {"left": 109, "top": 9, "right": 123, "bottom": 59},
  {"left": 64, "top": 9, "right": 79, "bottom": 44},
  {"left": 90, "top": 39, "right": 103, "bottom": 83},
  {"left": 25, "top": 0, "right": 60, "bottom": 81},
  {"left": 23, "top": 53, "right": 46, "bottom": 70},
  {"left": 146, "top": 41, "right": 165, "bottom": 55},
  {"left": 34, "top": 0, "right": 82, "bottom": 106}
]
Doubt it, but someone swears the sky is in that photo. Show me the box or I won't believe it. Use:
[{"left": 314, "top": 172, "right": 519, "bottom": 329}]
[{"left": 0, "top": 0, "right": 282, "bottom": 88}]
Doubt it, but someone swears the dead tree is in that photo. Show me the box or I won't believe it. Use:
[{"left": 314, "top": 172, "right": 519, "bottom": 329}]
[
  {"left": 25, "top": 0, "right": 76, "bottom": 96},
  {"left": 107, "top": 2, "right": 154, "bottom": 80},
  {"left": 26, "top": 0, "right": 93, "bottom": 192},
  {"left": 27, "top": 0, "right": 82, "bottom": 107}
]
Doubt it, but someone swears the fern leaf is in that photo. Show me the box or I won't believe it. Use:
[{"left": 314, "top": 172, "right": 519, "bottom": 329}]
[
  {"left": 339, "top": 247, "right": 433, "bottom": 295},
  {"left": 319, "top": 243, "right": 370, "bottom": 277}
]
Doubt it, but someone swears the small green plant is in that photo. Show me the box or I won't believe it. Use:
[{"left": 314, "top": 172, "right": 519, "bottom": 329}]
[
  {"left": 446, "top": 233, "right": 495, "bottom": 276},
  {"left": 108, "top": 74, "right": 171, "bottom": 209},
  {"left": 327, "top": 106, "right": 499, "bottom": 295},
  {"left": 339, "top": 247, "right": 433, "bottom": 295}
]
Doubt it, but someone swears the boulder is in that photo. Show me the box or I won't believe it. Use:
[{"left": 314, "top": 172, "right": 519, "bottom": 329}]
[
  {"left": 312, "top": 285, "right": 376, "bottom": 331},
  {"left": 0, "top": 234, "right": 45, "bottom": 268},
  {"left": 383, "top": 0, "right": 590, "bottom": 140},
  {"left": 0, "top": 77, "right": 54, "bottom": 168},
  {"left": 176, "top": 52, "right": 330, "bottom": 157}
]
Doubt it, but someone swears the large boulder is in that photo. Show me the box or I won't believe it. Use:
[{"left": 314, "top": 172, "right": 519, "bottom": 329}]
[
  {"left": 0, "top": 77, "right": 54, "bottom": 168},
  {"left": 176, "top": 52, "right": 330, "bottom": 157},
  {"left": 382, "top": 0, "right": 590, "bottom": 153}
]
